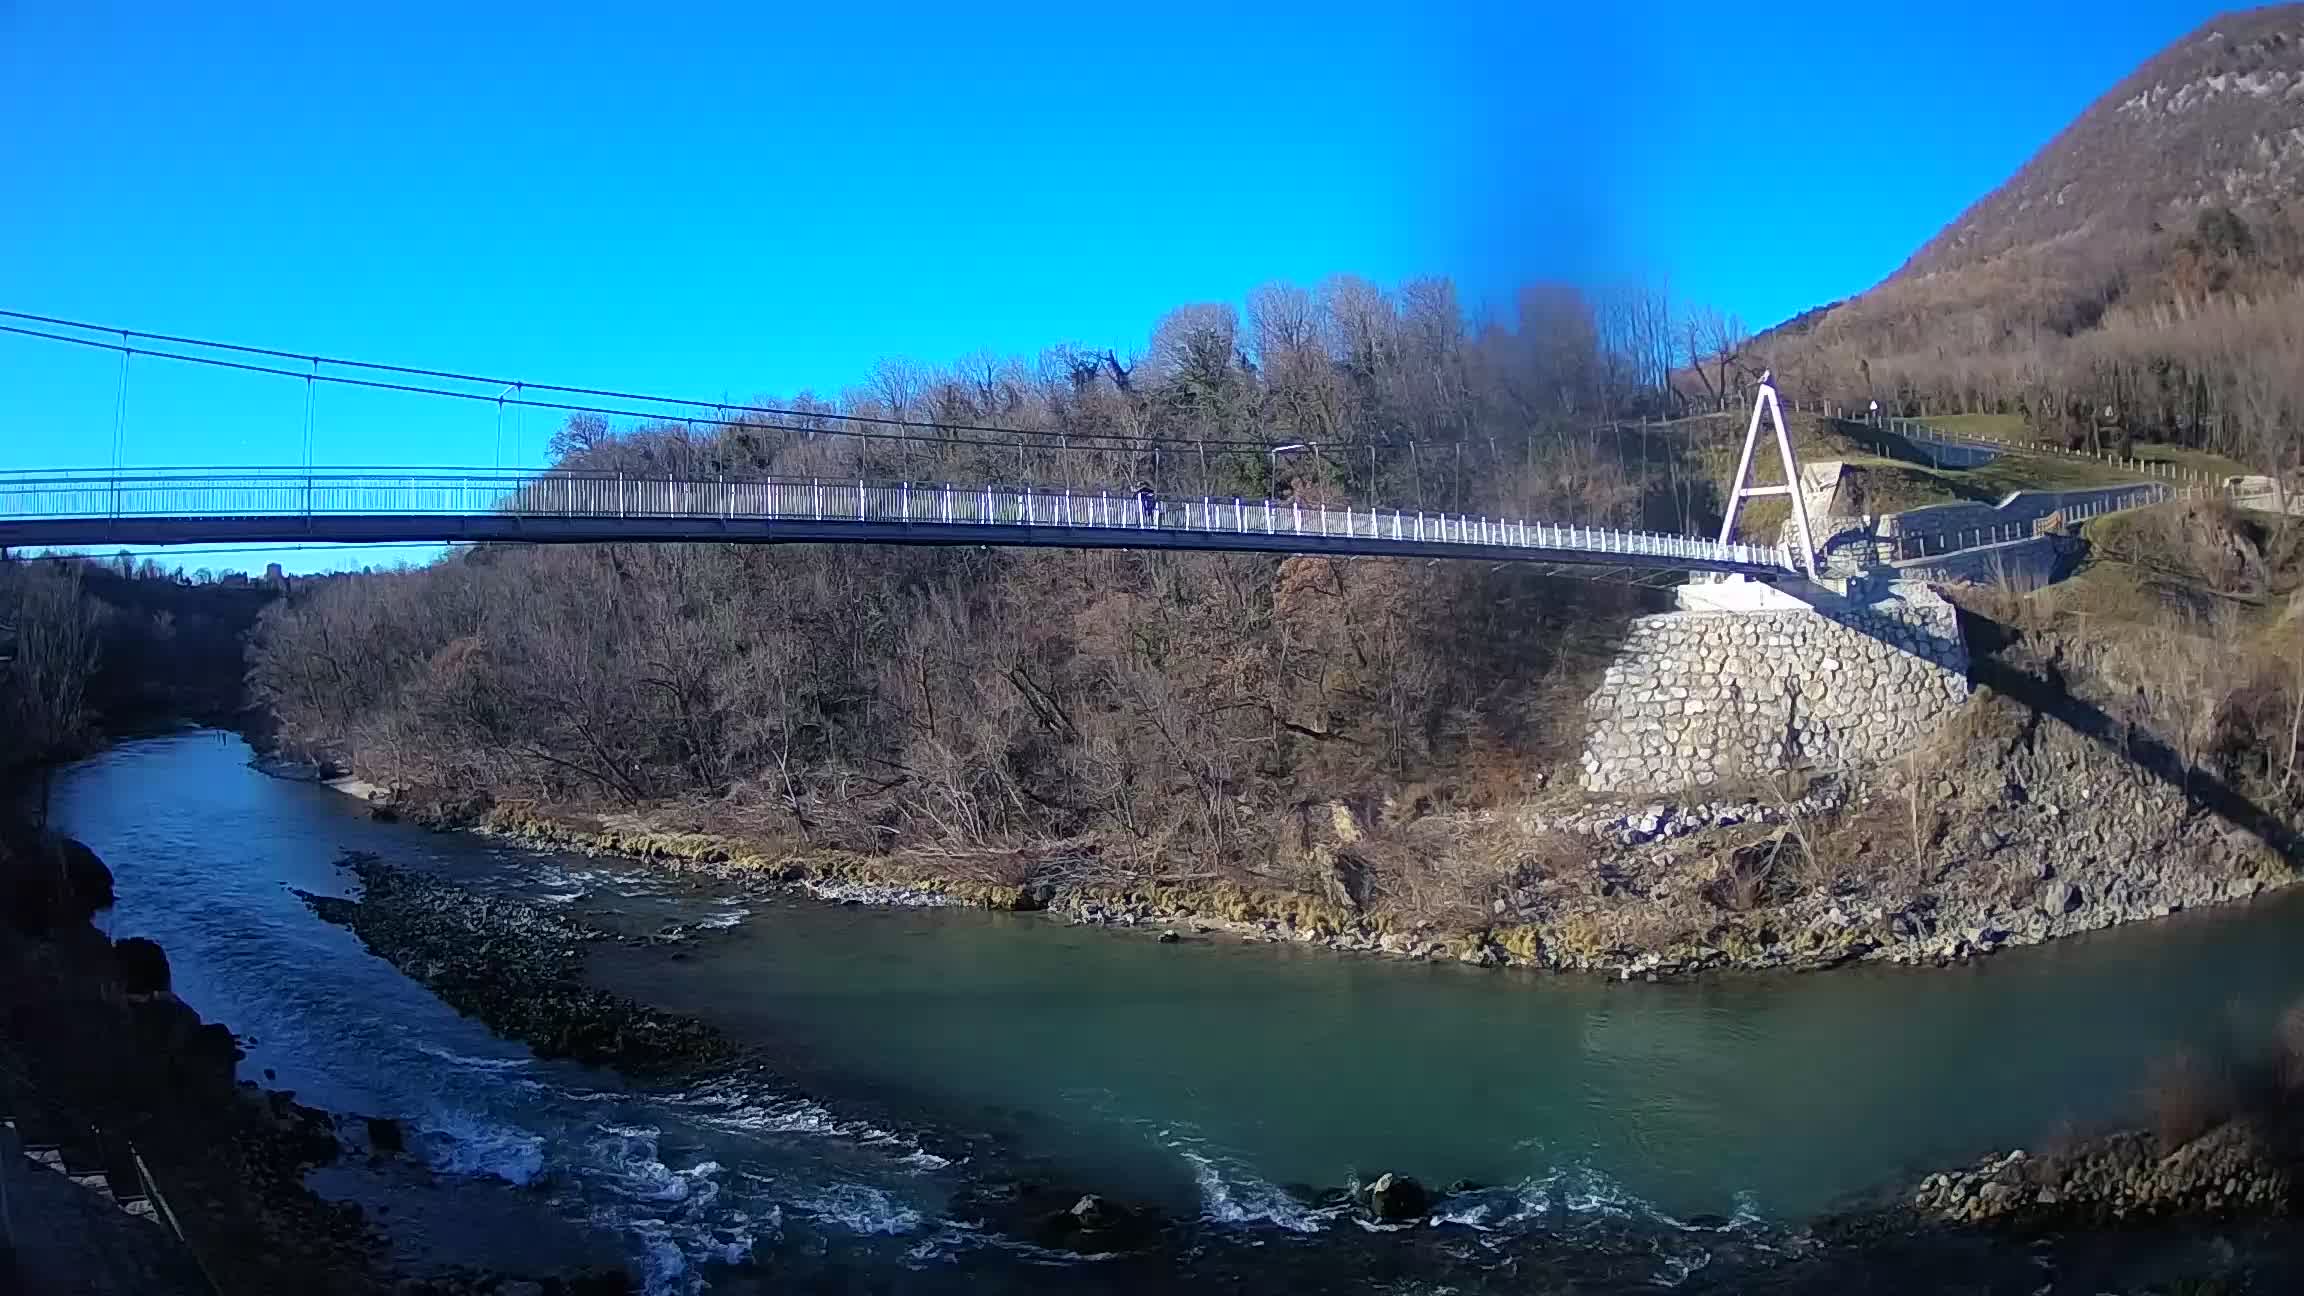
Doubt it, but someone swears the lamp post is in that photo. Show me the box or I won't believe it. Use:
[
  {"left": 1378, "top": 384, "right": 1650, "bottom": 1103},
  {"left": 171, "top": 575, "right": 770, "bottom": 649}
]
[{"left": 1269, "top": 442, "right": 1309, "bottom": 488}]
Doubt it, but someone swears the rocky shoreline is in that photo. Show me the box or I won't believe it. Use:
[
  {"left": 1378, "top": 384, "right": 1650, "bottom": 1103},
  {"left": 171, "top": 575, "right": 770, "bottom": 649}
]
[
  {"left": 294, "top": 579, "right": 2304, "bottom": 985},
  {"left": 269, "top": 836, "right": 2304, "bottom": 1239},
  {"left": 1907, "top": 1122, "right": 2294, "bottom": 1227},
  {"left": 337, "top": 735, "right": 2295, "bottom": 986},
  {"left": 0, "top": 820, "right": 635, "bottom": 1295},
  {"left": 29, "top": 755, "right": 2304, "bottom": 1295},
  {"left": 297, "top": 853, "right": 735, "bottom": 1077},
  {"left": 284, "top": 853, "right": 1450, "bottom": 1253},
  {"left": 1874, "top": 989, "right": 2304, "bottom": 1258}
]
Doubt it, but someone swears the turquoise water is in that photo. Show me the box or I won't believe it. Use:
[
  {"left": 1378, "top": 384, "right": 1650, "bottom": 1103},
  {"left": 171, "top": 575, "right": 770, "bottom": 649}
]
[
  {"left": 596, "top": 871, "right": 2304, "bottom": 1220},
  {"left": 50, "top": 731, "right": 2304, "bottom": 1291}
]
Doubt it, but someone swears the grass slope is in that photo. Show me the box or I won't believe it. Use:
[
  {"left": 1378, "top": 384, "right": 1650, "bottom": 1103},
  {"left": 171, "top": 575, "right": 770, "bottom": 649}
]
[
  {"left": 1724, "top": 415, "right": 2150, "bottom": 541},
  {"left": 1919, "top": 414, "right": 2254, "bottom": 484}
]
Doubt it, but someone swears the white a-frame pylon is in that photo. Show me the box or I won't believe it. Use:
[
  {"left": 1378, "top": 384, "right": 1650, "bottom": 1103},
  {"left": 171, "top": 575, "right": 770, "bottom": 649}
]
[{"left": 1716, "top": 372, "right": 1820, "bottom": 579}]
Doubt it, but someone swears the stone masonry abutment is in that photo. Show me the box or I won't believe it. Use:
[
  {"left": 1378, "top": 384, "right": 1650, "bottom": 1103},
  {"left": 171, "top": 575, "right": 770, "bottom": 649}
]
[{"left": 1579, "top": 580, "right": 1970, "bottom": 794}]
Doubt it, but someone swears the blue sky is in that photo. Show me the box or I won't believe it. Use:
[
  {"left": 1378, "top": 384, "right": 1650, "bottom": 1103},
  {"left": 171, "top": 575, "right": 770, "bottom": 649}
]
[{"left": 0, "top": 0, "right": 2246, "bottom": 571}]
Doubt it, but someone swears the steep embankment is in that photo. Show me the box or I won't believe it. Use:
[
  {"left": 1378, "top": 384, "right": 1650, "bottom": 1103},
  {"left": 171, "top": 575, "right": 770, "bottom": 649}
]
[
  {"left": 1, "top": 821, "right": 379, "bottom": 1293},
  {"left": 0, "top": 818, "right": 634, "bottom": 1296},
  {"left": 2, "top": 561, "right": 280, "bottom": 774}
]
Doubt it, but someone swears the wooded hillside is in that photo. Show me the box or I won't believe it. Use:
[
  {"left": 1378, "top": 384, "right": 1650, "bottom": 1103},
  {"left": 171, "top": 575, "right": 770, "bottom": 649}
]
[{"left": 247, "top": 277, "right": 1699, "bottom": 900}]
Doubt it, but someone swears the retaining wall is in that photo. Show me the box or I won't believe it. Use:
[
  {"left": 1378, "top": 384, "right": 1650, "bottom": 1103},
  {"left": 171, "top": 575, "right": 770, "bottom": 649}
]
[
  {"left": 1890, "top": 534, "right": 2078, "bottom": 592},
  {"left": 1877, "top": 484, "right": 2164, "bottom": 546},
  {"left": 1897, "top": 437, "right": 2001, "bottom": 469},
  {"left": 1579, "top": 583, "right": 1970, "bottom": 794}
]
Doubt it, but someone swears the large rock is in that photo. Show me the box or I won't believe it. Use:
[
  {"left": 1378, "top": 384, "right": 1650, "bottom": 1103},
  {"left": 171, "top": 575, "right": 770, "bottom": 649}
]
[
  {"left": 365, "top": 1116, "right": 407, "bottom": 1156},
  {"left": 1066, "top": 1194, "right": 1126, "bottom": 1231},
  {"left": 1366, "top": 1171, "right": 1431, "bottom": 1220},
  {"left": 1, "top": 830, "right": 116, "bottom": 932},
  {"left": 116, "top": 935, "right": 172, "bottom": 995},
  {"left": 1036, "top": 1192, "right": 1159, "bottom": 1252}
]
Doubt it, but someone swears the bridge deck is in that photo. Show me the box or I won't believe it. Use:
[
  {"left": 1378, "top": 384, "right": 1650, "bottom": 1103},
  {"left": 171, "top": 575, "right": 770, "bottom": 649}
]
[{"left": 0, "top": 470, "right": 1794, "bottom": 576}]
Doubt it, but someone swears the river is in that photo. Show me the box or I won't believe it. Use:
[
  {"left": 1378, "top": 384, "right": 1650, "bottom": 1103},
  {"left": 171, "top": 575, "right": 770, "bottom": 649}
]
[{"left": 48, "top": 731, "right": 2304, "bottom": 1292}]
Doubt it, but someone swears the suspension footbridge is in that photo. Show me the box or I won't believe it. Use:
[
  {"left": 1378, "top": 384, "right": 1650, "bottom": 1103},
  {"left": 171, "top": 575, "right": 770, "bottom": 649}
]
[
  {"left": 6, "top": 313, "right": 2212, "bottom": 582},
  {"left": 0, "top": 313, "right": 1809, "bottom": 580},
  {"left": 0, "top": 468, "right": 1792, "bottom": 578}
]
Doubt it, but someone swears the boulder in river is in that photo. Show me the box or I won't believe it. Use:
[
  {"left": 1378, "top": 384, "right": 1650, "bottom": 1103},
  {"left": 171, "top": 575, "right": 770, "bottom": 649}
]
[
  {"left": 1067, "top": 1194, "right": 1126, "bottom": 1231},
  {"left": 1, "top": 828, "right": 116, "bottom": 932},
  {"left": 1036, "top": 1191, "right": 1160, "bottom": 1252},
  {"left": 1366, "top": 1171, "right": 1431, "bottom": 1220},
  {"left": 366, "top": 1116, "right": 407, "bottom": 1156}
]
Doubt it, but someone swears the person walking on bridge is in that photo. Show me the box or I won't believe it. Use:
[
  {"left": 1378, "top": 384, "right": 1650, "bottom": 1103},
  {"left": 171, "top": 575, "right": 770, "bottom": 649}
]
[{"left": 1135, "top": 481, "right": 1159, "bottom": 528}]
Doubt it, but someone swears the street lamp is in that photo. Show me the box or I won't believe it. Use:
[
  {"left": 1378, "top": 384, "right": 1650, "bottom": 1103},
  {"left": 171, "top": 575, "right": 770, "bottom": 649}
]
[{"left": 1269, "top": 442, "right": 1309, "bottom": 486}]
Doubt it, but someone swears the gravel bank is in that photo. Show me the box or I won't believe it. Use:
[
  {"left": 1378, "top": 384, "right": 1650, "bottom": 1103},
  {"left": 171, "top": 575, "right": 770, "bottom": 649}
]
[{"left": 298, "top": 854, "right": 735, "bottom": 1077}]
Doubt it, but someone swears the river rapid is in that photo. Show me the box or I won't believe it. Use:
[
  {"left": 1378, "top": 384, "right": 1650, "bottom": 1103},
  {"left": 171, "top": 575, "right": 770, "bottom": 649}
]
[{"left": 49, "top": 731, "right": 2304, "bottom": 1293}]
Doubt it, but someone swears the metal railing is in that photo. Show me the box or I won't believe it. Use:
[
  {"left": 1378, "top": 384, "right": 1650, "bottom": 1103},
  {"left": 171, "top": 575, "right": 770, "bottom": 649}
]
[
  {"left": 1872, "top": 416, "right": 2217, "bottom": 485},
  {"left": 1889, "top": 482, "right": 2194, "bottom": 560},
  {"left": 0, "top": 468, "right": 1796, "bottom": 573},
  {"left": 2228, "top": 483, "right": 2304, "bottom": 516}
]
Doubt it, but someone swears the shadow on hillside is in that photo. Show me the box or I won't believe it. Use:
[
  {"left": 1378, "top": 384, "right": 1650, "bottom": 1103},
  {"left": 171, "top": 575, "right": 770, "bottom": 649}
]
[
  {"left": 1748, "top": 576, "right": 2298, "bottom": 865},
  {"left": 1963, "top": 635, "right": 2303, "bottom": 861}
]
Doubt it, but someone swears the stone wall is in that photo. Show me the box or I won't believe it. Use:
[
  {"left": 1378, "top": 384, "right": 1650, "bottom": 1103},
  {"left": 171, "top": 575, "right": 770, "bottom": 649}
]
[{"left": 1578, "top": 583, "right": 1970, "bottom": 794}]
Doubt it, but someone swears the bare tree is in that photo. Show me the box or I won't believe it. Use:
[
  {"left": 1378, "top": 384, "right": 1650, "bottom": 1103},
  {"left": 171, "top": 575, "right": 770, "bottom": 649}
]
[
  {"left": 1684, "top": 305, "right": 1750, "bottom": 410},
  {"left": 0, "top": 563, "right": 100, "bottom": 762}
]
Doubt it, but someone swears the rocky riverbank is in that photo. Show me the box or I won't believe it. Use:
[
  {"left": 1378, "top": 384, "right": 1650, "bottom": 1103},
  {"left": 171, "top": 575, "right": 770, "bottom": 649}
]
[
  {"left": 306, "top": 595, "right": 2301, "bottom": 985},
  {"left": 1908, "top": 1122, "right": 2294, "bottom": 1226},
  {"left": 0, "top": 818, "right": 635, "bottom": 1296},
  {"left": 298, "top": 854, "right": 735, "bottom": 1076},
  {"left": 44, "top": 739, "right": 2304, "bottom": 1296},
  {"left": 1890, "top": 999, "right": 2304, "bottom": 1239},
  {"left": 339, "top": 702, "right": 2294, "bottom": 985}
]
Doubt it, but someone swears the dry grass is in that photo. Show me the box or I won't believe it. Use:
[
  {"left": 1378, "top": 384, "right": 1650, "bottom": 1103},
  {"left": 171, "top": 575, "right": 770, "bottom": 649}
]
[
  {"left": 1803, "top": 789, "right": 1939, "bottom": 903},
  {"left": 1341, "top": 817, "right": 1522, "bottom": 932},
  {"left": 2082, "top": 500, "right": 2296, "bottom": 609},
  {"left": 1916, "top": 413, "right": 2031, "bottom": 442},
  {"left": 2144, "top": 1051, "right": 2239, "bottom": 1153},
  {"left": 1927, "top": 412, "right": 2256, "bottom": 485},
  {"left": 1704, "top": 832, "right": 1793, "bottom": 912},
  {"left": 1949, "top": 497, "right": 2304, "bottom": 814}
]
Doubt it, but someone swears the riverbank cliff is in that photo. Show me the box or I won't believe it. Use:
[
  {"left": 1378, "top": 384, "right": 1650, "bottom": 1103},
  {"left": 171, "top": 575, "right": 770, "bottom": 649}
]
[{"left": 0, "top": 815, "right": 634, "bottom": 1296}]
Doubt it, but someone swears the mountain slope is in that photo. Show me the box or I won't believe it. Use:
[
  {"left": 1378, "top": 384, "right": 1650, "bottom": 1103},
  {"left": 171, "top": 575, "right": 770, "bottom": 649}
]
[
  {"left": 1901, "top": 6, "right": 2304, "bottom": 283},
  {"left": 1748, "top": 8, "right": 2304, "bottom": 461}
]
